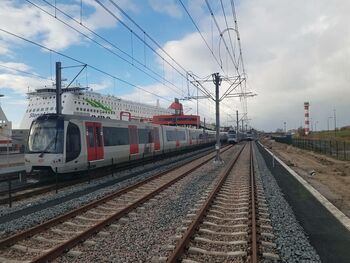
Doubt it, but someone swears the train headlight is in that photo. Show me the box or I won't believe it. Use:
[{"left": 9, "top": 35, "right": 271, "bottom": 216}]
[{"left": 52, "top": 158, "right": 62, "bottom": 164}]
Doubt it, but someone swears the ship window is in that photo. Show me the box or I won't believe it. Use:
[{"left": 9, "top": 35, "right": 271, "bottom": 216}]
[
  {"left": 80, "top": 108, "right": 82, "bottom": 111},
  {"left": 76, "top": 107, "right": 79, "bottom": 111},
  {"left": 45, "top": 108, "right": 48, "bottom": 111},
  {"left": 41, "top": 108, "right": 44, "bottom": 111},
  {"left": 74, "top": 101, "right": 76, "bottom": 104},
  {"left": 78, "top": 102, "right": 80, "bottom": 104},
  {"left": 62, "top": 101, "right": 65, "bottom": 103},
  {"left": 50, "top": 107, "right": 53, "bottom": 110}
]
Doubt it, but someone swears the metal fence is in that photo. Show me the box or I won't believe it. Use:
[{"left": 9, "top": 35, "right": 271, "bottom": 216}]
[{"left": 291, "top": 138, "right": 349, "bottom": 161}]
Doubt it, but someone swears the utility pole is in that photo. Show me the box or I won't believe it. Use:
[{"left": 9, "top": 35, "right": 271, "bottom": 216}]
[
  {"left": 213, "top": 73, "right": 222, "bottom": 163},
  {"left": 56, "top": 62, "right": 62, "bottom": 115}
]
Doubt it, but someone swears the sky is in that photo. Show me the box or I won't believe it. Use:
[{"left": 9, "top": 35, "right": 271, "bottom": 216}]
[{"left": 0, "top": 0, "right": 349, "bottom": 132}]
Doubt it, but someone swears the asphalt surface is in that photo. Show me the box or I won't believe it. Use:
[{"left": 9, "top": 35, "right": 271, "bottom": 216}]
[{"left": 257, "top": 142, "right": 350, "bottom": 263}]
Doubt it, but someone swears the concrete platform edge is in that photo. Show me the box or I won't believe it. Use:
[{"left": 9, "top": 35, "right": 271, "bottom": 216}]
[{"left": 258, "top": 141, "right": 350, "bottom": 232}]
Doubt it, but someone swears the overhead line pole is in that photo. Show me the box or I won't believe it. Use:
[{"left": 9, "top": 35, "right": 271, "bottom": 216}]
[
  {"left": 213, "top": 73, "right": 222, "bottom": 163},
  {"left": 55, "top": 62, "right": 62, "bottom": 115}
]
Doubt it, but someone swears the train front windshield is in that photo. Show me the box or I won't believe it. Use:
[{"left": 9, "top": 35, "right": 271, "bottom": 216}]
[{"left": 27, "top": 119, "right": 64, "bottom": 154}]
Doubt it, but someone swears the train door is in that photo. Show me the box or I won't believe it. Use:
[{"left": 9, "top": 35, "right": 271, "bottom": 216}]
[
  {"left": 128, "top": 125, "right": 139, "bottom": 154},
  {"left": 188, "top": 130, "right": 192, "bottom": 145},
  {"left": 154, "top": 127, "right": 160, "bottom": 151},
  {"left": 86, "top": 122, "right": 104, "bottom": 161}
]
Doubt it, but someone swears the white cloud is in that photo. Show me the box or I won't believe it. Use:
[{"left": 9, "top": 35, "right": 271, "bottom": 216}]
[
  {"left": 0, "top": 73, "right": 51, "bottom": 94},
  {"left": 0, "top": 61, "right": 31, "bottom": 72},
  {"left": 158, "top": 0, "right": 350, "bottom": 131},
  {"left": 149, "top": 0, "right": 183, "bottom": 18},
  {"left": 0, "top": 0, "right": 119, "bottom": 52}
]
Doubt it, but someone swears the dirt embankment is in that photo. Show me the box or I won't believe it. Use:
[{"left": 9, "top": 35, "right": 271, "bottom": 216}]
[{"left": 261, "top": 139, "right": 350, "bottom": 218}]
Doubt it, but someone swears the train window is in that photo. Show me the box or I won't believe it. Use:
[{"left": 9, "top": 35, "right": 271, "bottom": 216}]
[
  {"left": 166, "top": 130, "right": 176, "bottom": 141},
  {"left": 27, "top": 118, "right": 64, "bottom": 154},
  {"left": 87, "top": 127, "right": 95, "bottom": 147},
  {"left": 139, "top": 129, "right": 153, "bottom": 144},
  {"left": 66, "top": 122, "right": 81, "bottom": 162},
  {"left": 103, "top": 127, "right": 129, "bottom": 146},
  {"left": 177, "top": 131, "right": 186, "bottom": 141}
]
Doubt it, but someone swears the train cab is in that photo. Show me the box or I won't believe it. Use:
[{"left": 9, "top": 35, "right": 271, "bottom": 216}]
[{"left": 25, "top": 114, "right": 84, "bottom": 174}]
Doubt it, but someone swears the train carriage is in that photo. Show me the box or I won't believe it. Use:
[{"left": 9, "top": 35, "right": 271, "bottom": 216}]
[{"left": 25, "top": 114, "right": 217, "bottom": 174}]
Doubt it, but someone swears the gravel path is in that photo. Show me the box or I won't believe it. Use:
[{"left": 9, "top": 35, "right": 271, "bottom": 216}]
[
  {"left": 55, "top": 145, "right": 241, "bottom": 262},
  {"left": 254, "top": 143, "right": 321, "bottom": 263},
  {"left": 0, "top": 146, "right": 213, "bottom": 238}
]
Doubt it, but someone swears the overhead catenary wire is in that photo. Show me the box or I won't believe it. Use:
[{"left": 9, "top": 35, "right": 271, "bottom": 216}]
[
  {"left": 205, "top": 0, "right": 239, "bottom": 75},
  {"left": 0, "top": 28, "right": 173, "bottom": 103},
  {"left": 29, "top": 0, "right": 184, "bottom": 97},
  {"left": 230, "top": 0, "right": 246, "bottom": 77},
  {"left": 96, "top": 0, "right": 186, "bottom": 79},
  {"left": 219, "top": 0, "right": 237, "bottom": 67},
  {"left": 0, "top": 64, "right": 51, "bottom": 80},
  {"left": 177, "top": 0, "right": 227, "bottom": 76},
  {"left": 97, "top": 0, "right": 215, "bottom": 101},
  {"left": 230, "top": 0, "right": 249, "bottom": 124}
]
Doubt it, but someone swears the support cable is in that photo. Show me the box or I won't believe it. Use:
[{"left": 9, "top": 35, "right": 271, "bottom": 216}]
[
  {"left": 32, "top": 0, "right": 184, "bottom": 96},
  {"left": 101, "top": 0, "right": 214, "bottom": 98},
  {"left": 0, "top": 28, "right": 173, "bottom": 102},
  {"left": 205, "top": 0, "right": 239, "bottom": 75},
  {"left": 177, "top": 0, "right": 225, "bottom": 75},
  {"left": 0, "top": 64, "right": 51, "bottom": 80}
]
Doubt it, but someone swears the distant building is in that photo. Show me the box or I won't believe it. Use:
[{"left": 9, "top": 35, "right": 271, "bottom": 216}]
[{"left": 0, "top": 105, "right": 12, "bottom": 151}]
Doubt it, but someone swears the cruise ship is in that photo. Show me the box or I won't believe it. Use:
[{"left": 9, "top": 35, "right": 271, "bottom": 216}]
[{"left": 19, "top": 87, "right": 175, "bottom": 129}]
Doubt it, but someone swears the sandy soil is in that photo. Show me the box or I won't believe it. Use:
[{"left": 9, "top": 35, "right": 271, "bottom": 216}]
[{"left": 261, "top": 138, "right": 350, "bottom": 218}]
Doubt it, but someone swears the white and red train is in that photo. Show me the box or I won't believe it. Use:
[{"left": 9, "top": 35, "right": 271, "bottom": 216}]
[{"left": 25, "top": 114, "right": 224, "bottom": 174}]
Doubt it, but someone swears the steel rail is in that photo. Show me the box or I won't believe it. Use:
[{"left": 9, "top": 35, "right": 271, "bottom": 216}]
[
  {"left": 30, "top": 145, "right": 233, "bottom": 263},
  {"left": 250, "top": 141, "right": 258, "bottom": 262},
  {"left": 166, "top": 144, "right": 246, "bottom": 263},
  {"left": 0, "top": 145, "right": 215, "bottom": 204},
  {"left": 0, "top": 145, "right": 233, "bottom": 262}
]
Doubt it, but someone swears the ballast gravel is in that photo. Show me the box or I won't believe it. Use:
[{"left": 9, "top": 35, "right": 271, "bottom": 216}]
[
  {"left": 56, "top": 146, "right": 240, "bottom": 263},
  {"left": 254, "top": 143, "right": 321, "bottom": 263},
  {"left": 0, "top": 147, "right": 213, "bottom": 238}
]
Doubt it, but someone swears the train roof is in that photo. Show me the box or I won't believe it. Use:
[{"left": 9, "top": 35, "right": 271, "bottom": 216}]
[{"left": 32, "top": 114, "right": 211, "bottom": 132}]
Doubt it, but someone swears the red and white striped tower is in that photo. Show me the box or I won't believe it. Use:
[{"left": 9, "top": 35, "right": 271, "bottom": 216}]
[{"left": 304, "top": 102, "right": 310, "bottom": 135}]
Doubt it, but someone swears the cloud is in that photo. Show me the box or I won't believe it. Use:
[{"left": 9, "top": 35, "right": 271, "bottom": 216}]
[
  {"left": 0, "top": 61, "right": 32, "bottom": 72},
  {"left": 0, "top": 73, "right": 51, "bottom": 94},
  {"left": 157, "top": 0, "right": 350, "bottom": 131},
  {"left": 149, "top": 0, "right": 183, "bottom": 18},
  {"left": 0, "top": 0, "right": 119, "bottom": 53}
]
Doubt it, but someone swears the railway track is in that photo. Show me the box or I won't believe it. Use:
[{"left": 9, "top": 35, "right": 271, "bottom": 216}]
[
  {"left": 0, "top": 145, "right": 216, "bottom": 205},
  {"left": 164, "top": 142, "right": 280, "bottom": 262},
  {"left": 0, "top": 145, "right": 233, "bottom": 262}
]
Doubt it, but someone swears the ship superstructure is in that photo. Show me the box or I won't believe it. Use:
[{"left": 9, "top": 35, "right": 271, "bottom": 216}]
[{"left": 20, "top": 87, "right": 174, "bottom": 129}]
